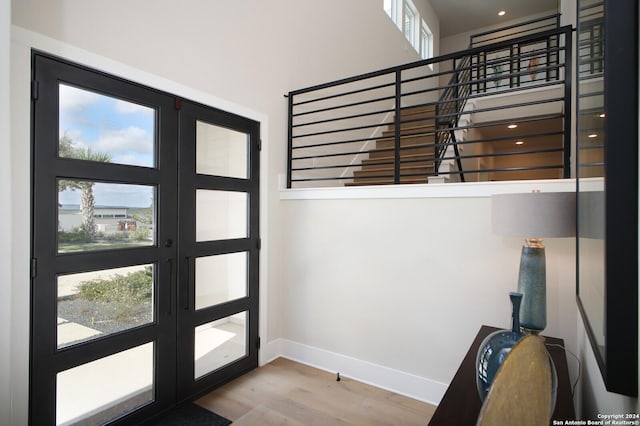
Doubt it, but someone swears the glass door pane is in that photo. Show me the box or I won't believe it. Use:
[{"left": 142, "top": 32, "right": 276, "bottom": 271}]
[
  {"left": 58, "top": 84, "right": 155, "bottom": 168},
  {"left": 195, "top": 312, "right": 247, "bottom": 379},
  {"left": 57, "top": 264, "right": 154, "bottom": 348},
  {"left": 196, "top": 120, "right": 249, "bottom": 178},
  {"left": 195, "top": 252, "right": 247, "bottom": 310},
  {"left": 56, "top": 342, "right": 154, "bottom": 425},
  {"left": 195, "top": 190, "right": 247, "bottom": 241},
  {"left": 57, "top": 182, "right": 155, "bottom": 253}
]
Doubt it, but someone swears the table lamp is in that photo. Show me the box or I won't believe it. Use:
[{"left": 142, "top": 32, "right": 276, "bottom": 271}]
[{"left": 491, "top": 191, "right": 576, "bottom": 333}]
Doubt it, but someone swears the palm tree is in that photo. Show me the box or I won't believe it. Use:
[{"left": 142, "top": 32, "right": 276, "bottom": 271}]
[{"left": 59, "top": 134, "right": 111, "bottom": 240}]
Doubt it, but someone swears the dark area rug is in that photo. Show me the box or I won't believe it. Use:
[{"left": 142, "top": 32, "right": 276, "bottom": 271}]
[{"left": 149, "top": 403, "right": 232, "bottom": 426}]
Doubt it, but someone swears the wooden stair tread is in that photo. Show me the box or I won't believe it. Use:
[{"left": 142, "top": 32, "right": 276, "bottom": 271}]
[
  {"left": 362, "top": 155, "right": 434, "bottom": 168},
  {"left": 375, "top": 140, "right": 435, "bottom": 151},
  {"left": 349, "top": 103, "right": 439, "bottom": 186},
  {"left": 400, "top": 105, "right": 437, "bottom": 116},
  {"left": 357, "top": 162, "right": 435, "bottom": 172},
  {"left": 387, "top": 120, "right": 436, "bottom": 131},
  {"left": 368, "top": 148, "right": 434, "bottom": 160}
]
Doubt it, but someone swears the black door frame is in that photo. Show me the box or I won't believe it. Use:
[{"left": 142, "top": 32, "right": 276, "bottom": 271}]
[{"left": 30, "top": 52, "right": 260, "bottom": 425}]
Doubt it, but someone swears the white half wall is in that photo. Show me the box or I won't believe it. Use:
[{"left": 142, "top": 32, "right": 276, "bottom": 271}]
[{"left": 280, "top": 180, "right": 579, "bottom": 404}]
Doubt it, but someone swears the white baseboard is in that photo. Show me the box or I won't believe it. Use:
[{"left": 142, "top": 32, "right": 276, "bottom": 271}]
[{"left": 261, "top": 338, "right": 447, "bottom": 406}]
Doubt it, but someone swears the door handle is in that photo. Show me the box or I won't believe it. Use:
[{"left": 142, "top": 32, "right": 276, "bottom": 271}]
[
  {"left": 182, "top": 257, "right": 190, "bottom": 311},
  {"left": 166, "top": 258, "right": 173, "bottom": 316}
]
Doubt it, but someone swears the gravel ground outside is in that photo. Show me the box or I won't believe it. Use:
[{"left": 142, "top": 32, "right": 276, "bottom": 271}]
[{"left": 58, "top": 296, "right": 153, "bottom": 336}]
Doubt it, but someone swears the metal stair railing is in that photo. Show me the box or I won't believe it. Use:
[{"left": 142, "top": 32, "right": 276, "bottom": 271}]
[
  {"left": 286, "top": 25, "right": 572, "bottom": 188},
  {"left": 434, "top": 54, "right": 472, "bottom": 182}
]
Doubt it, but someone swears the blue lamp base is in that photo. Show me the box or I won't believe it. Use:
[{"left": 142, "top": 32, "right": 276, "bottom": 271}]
[{"left": 517, "top": 242, "right": 546, "bottom": 333}]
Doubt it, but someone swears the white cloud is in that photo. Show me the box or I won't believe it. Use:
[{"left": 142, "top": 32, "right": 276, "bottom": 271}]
[
  {"left": 95, "top": 126, "right": 153, "bottom": 155},
  {"left": 59, "top": 84, "right": 101, "bottom": 111},
  {"left": 115, "top": 99, "right": 154, "bottom": 116}
]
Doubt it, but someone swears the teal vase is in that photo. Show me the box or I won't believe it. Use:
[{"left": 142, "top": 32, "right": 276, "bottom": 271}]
[{"left": 517, "top": 246, "right": 546, "bottom": 332}]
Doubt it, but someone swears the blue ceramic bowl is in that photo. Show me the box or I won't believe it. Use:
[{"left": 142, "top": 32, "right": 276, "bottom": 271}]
[{"left": 475, "top": 329, "right": 523, "bottom": 400}]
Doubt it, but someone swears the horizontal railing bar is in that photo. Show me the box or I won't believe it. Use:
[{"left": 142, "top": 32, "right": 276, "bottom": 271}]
[
  {"left": 472, "top": 23, "right": 559, "bottom": 47},
  {"left": 399, "top": 61, "right": 470, "bottom": 86},
  {"left": 292, "top": 149, "right": 391, "bottom": 161},
  {"left": 579, "top": 126, "right": 606, "bottom": 133},
  {"left": 437, "top": 80, "right": 564, "bottom": 106},
  {"left": 452, "top": 130, "right": 565, "bottom": 147},
  {"left": 471, "top": 14, "right": 561, "bottom": 41},
  {"left": 290, "top": 162, "right": 565, "bottom": 183},
  {"left": 578, "top": 55, "right": 605, "bottom": 64},
  {"left": 416, "top": 63, "right": 564, "bottom": 101},
  {"left": 577, "top": 90, "right": 604, "bottom": 97},
  {"left": 292, "top": 94, "right": 395, "bottom": 118},
  {"left": 293, "top": 121, "right": 397, "bottom": 139},
  {"left": 580, "top": 12, "right": 604, "bottom": 22},
  {"left": 434, "top": 147, "right": 564, "bottom": 164},
  {"left": 578, "top": 37, "right": 604, "bottom": 47},
  {"left": 292, "top": 129, "right": 566, "bottom": 161},
  {"left": 443, "top": 113, "right": 565, "bottom": 134},
  {"left": 434, "top": 164, "right": 564, "bottom": 177},
  {"left": 292, "top": 81, "right": 395, "bottom": 107},
  {"left": 291, "top": 163, "right": 566, "bottom": 183},
  {"left": 292, "top": 163, "right": 368, "bottom": 172},
  {"left": 404, "top": 45, "right": 564, "bottom": 89},
  {"left": 579, "top": 1, "right": 603, "bottom": 12},
  {"left": 293, "top": 127, "right": 565, "bottom": 156},
  {"left": 578, "top": 73, "right": 604, "bottom": 80},
  {"left": 402, "top": 75, "right": 565, "bottom": 112},
  {"left": 400, "top": 68, "right": 563, "bottom": 106},
  {"left": 291, "top": 135, "right": 389, "bottom": 149},
  {"left": 578, "top": 144, "right": 605, "bottom": 150},
  {"left": 296, "top": 144, "right": 435, "bottom": 160},
  {"left": 288, "top": 26, "right": 571, "bottom": 97},
  {"left": 417, "top": 97, "right": 566, "bottom": 126},
  {"left": 292, "top": 108, "right": 394, "bottom": 129}
]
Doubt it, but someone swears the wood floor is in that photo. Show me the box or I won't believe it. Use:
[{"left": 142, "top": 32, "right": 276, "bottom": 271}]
[{"left": 196, "top": 358, "right": 436, "bottom": 425}]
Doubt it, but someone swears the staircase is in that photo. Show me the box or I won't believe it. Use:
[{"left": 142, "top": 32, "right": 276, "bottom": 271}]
[{"left": 348, "top": 104, "right": 437, "bottom": 186}]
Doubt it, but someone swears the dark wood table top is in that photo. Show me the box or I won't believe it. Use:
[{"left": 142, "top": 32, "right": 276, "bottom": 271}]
[{"left": 429, "top": 325, "right": 576, "bottom": 425}]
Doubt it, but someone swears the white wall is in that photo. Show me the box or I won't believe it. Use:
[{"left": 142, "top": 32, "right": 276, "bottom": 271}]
[
  {"left": 7, "top": 0, "right": 428, "bottom": 422},
  {"left": 279, "top": 181, "right": 579, "bottom": 404},
  {"left": 0, "top": 0, "right": 12, "bottom": 421}
]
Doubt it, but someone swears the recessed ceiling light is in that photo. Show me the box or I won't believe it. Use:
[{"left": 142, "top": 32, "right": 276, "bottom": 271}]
[
  {"left": 515, "top": 141, "right": 524, "bottom": 145},
  {"left": 498, "top": 10, "right": 506, "bottom": 16},
  {"left": 507, "top": 124, "right": 518, "bottom": 129},
  {"left": 588, "top": 134, "right": 598, "bottom": 138},
  {"left": 599, "top": 113, "right": 606, "bottom": 118}
]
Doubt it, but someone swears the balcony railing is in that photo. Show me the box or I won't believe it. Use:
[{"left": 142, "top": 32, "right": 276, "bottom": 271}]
[
  {"left": 470, "top": 14, "right": 561, "bottom": 47},
  {"left": 286, "top": 25, "right": 573, "bottom": 188}
]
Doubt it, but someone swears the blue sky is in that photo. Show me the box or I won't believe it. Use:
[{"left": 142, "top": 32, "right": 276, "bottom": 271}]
[{"left": 58, "top": 84, "right": 155, "bottom": 207}]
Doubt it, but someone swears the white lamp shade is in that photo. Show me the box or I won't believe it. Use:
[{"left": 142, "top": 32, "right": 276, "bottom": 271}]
[{"left": 492, "top": 192, "right": 576, "bottom": 238}]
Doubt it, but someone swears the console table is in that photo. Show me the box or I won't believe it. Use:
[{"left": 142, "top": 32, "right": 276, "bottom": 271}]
[{"left": 429, "top": 325, "right": 576, "bottom": 425}]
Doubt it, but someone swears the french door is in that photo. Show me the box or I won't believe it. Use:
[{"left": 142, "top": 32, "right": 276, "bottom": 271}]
[{"left": 30, "top": 53, "right": 260, "bottom": 425}]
